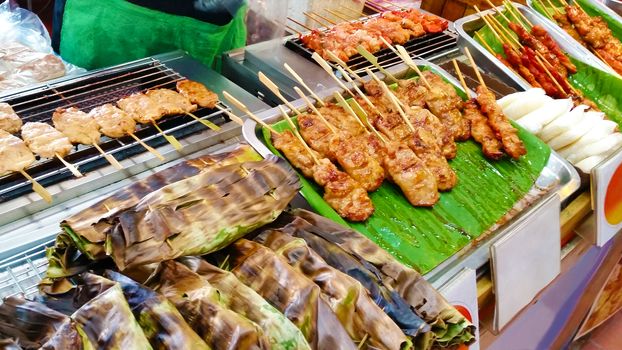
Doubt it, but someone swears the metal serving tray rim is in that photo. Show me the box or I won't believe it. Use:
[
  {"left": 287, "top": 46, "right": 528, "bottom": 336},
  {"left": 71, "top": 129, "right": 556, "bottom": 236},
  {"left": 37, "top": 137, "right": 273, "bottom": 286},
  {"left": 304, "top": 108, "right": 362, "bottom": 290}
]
[{"left": 241, "top": 61, "right": 580, "bottom": 280}]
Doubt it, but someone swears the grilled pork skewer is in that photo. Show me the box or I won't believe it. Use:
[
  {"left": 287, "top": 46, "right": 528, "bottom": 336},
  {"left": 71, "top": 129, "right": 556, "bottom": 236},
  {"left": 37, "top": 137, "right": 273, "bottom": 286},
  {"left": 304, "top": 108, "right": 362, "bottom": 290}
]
[
  {"left": 52, "top": 107, "right": 124, "bottom": 169},
  {"left": 0, "top": 130, "right": 51, "bottom": 202},
  {"left": 176, "top": 79, "right": 219, "bottom": 109},
  {"left": 21, "top": 122, "right": 83, "bottom": 177},
  {"left": 0, "top": 103, "right": 23, "bottom": 134}
]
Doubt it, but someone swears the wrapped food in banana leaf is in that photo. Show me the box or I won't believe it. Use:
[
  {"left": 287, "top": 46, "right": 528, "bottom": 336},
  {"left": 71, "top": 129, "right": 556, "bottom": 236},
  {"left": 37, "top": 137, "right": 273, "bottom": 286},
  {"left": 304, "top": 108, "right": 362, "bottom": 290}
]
[
  {"left": 0, "top": 338, "right": 22, "bottom": 350},
  {"left": 0, "top": 296, "right": 81, "bottom": 349},
  {"left": 228, "top": 239, "right": 357, "bottom": 350},
  {"left": 146, "top": 260, "right": 269, "bottom": 349},
  {"left": 56, "top": 144, "right": 262, "bottom": 262},
  {"left": 256, "top": 229, "right": 408, "bottom": 350},
  {"left": 289, "top": 209, "right": 476, "bottom": 348},
  {"left": 62, "top": 155, "right": 299, "bottom": 270},
  {"left": 178, "top": 257, "right": 310, "bottom": 350},
  {"left": 38, "top": 272, "right": 152, "bottom": 349},
  {"left": 103, "top": 270, "right": 210, "bottom": 350}
]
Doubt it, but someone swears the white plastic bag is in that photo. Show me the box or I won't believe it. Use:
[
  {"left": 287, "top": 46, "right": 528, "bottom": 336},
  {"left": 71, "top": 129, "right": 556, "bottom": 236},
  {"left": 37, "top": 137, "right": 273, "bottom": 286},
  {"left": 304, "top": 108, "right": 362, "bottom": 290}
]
[{"left": 0, "top": 0, "right": 85, "bottom": 94}]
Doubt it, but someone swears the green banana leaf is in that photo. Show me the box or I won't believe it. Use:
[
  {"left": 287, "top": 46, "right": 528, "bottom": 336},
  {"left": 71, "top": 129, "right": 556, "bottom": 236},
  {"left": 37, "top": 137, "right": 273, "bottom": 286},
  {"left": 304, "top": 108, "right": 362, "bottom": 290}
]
[
  {"left": 287, "top": 209, "right": 476, "bottom": 348},
  {"left": 473, "top": 10, "right": 622, "bottom": 128},
  {"left": 228, "top": 239, "right": 358, "bottom": 350},
  {"left": 178, "top": 257, "right": 311, "bottom": 350},
  {"left": 60, "top": 155, "right": 299, "bottom": 270},
  {"left": 58, "top": 144, "right": 263, "bottom": 262},
  {"left": 145, "top": 260, "right": 269, "bottom": 349},
  {"left": 103, "top": 270, "right": 210, "bottom": 350},
  {"left": 256, "top": 229, "right": 411, "bottom": 350}
]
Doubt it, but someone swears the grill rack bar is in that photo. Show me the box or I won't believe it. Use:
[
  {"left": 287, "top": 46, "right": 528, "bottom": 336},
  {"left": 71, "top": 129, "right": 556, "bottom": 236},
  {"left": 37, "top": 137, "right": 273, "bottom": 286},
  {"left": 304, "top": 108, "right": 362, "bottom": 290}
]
[{"left": 0, "top": 239, "right": 52, "bottom": 299}]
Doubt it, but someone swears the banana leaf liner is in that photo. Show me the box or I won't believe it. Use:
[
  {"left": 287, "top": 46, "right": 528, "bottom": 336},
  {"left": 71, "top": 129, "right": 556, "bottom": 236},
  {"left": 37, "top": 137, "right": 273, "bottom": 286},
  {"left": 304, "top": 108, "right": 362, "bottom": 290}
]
[
  {"left": 57, "top": 144, "right": 262, "bottom": 262},
  {"left": 145, "top": 260, "right": 269, "bottom": 349},
  {"left": 0, "top": 296, "right": 82, "bottom": 349},
  {"left": 228, "top": 239, "right": 358, "bottom": 350},
  {"left": 60, "top": 155, "right": 299, "bottom": 271},
  {"left": 178, "top": 257, "right": 310, "bottom": 350},
  {"left": 0, "top": 338, "right": 22, "bottom": 350},
  {"left": 256, "top": 229, "right": 409, "bottom": 350},
  {"left": 103, "top": 270, "right": 210, "bottom": 350},
  {"left": 289, "top": 209, "right": 476, "bottom": 347}
]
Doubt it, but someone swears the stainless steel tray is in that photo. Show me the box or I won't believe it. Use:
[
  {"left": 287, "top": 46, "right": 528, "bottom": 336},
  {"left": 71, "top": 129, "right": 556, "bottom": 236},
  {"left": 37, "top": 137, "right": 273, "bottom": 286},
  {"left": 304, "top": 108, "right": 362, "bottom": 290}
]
[
  {"left": 454, "top": 2, "right": 616, "bottom": 91},
  {"left": 241, "top": 61, "right": 580, "bottom": 281}
]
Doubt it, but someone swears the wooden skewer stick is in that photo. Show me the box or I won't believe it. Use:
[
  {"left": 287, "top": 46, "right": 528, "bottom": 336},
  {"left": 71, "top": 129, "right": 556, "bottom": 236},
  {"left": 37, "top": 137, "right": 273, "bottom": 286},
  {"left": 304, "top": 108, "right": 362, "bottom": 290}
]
[
  {"left": 283, "top": 63, "right": 326, "bottom": 107},
  {"left": 484, "top": 12, "right": 521, "bottom": 49},
  {"left": 325, "top": 8, "right": 350, "bottom": 22},
  {"left": 311, "top": 52, "right": 356, "bottom": 96},
  {"left": 285, "top": 24, "right": 302, "bottom": 35},
  {"left": 475, "top": 32, "right": 497, "bottom": 54},
  {"left": 477, "top": 10, "right": 505, "bottom": 44},
  {"left": 337, "top": 4, "right": 361, "bottom": 18},
  {"left": 325, "top": 51, "right": 365, "bottom": 84},
  {"left": 215, "top": 104, "right": 244, "bottom": 127},
  {"left": 536, "top": 0, "right": 555, "bottom": 19},
  {"left": 335, "top": 65, "right": 388, "bottom": 117},
  {"left": 151, "top": 121, "right": 183, "bottom": 151},
  {"left": 221, "top": 92, "right": 279, "bottom": 135},
  {"left": 379, "top": 81, "right": 416, "bottom": 133},
  {"left": 504, "top": 0, "right": 534, "bottom": 27},
  {"left": 185, "top": 111, "right": 221, "bottom": 131},
  {"left": 534, "top": 55, "right": 569, "bottom": 94},
  {"left": 128, "top": 132, "right": 165, "bottom": 161},
  {"left": 333, "top": 92, "right": 370, "bottom": 134},
  {"left": 349, "top": 97, "right": 387, "bottom": 144},
  {"left": 452, "top": 59, "right": 471, "bottom": 96},
  {"left": 92, "top": 143, "right": 123, "bottom": 170},
  {"left": 277, "top": 105, "right": 319, "bottom": 164},
  {"left": 464, "top": 47, "right": 488, "bottom": 90},
  {"left": 545, "top": 0, "right": 563, "bottom": 15},
  {"left": 303, "top": 12, "right": 330, "bottom": 27},
  {"left": 395, "top": 45, "right": 432, "bottom": 89},
  {"left": 287, "top": 16, "right": 313, "bottom": 31},
  {"left": 363, "top": 67, "right": 407, "bottom": 110},
  {"left": 293, "top": 86, "right": 337, "bottom": 134},
  {"left": 378, "top": 0, "right": 406, "bottom": 10},
  {"left": 484, "top": 0, "right": 514, "bottom": 26},
  {"left": 19, "top": 169, "right": 52, "bottom": 203},
  {"left": 55, "top": 153, "right": 82, "bottom": 177},
  {"left": 308, "top": 11, "right": 337, "bottom": 25},
  {"left": 364, "top": 2, "right": 386, "bottom": 13},
  {"left": 356, "top": 45, "right": 399, "bottom": 83},
  {"left": 258, "top": 71, "right": 305, "bottom": 117}
]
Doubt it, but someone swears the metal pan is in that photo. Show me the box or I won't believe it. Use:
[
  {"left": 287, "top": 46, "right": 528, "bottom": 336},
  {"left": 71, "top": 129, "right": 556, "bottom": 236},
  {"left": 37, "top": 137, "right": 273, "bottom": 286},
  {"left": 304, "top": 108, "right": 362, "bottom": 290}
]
[{"left": 454, "top": 2, "right": 616, "bottom": 91}]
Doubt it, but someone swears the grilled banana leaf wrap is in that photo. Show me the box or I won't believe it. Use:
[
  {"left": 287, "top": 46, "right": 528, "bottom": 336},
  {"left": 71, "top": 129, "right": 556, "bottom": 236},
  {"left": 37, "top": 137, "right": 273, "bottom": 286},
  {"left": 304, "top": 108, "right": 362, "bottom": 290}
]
[
  {"left": 256, "top": 229, "right": 411, "bottom": 350},
  {"left": 103, "top": 270, "right": 211, "bottom": 350},
  {"left": 178, "top": 257, "right": 311, "bottom": 350},
  {"left": 276, "top": 209, "right": 476, "bottom": 348},
  {"left": 145, "top": 260, "right": 270, "bottom": 349},
  {"left": 228, "top": 239, "right": 358, "bottom": 350},
  {"left": 52, "top": 145, "right": 299, "bottom": 271}
]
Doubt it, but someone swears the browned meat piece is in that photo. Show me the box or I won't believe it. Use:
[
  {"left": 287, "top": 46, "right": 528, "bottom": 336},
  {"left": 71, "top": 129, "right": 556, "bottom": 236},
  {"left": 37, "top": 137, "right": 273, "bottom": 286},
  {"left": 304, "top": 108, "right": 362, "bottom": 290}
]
[
  {"left": 176, "top": 80, "right": 219, "bottom": 109},
  {"left": 0, "top": 103, "right": 22, "bottom": 133},
  {"left": 384, "top": 141, "right": 438, "bottom": 206},
  {"left": 508, "top": 22, "right": 568, "bottom": 77},
  {"left": 52, "top": 107, "right": 101, "bottom": 145},
  {"left": 0, "top": 130, "right": 35, "bottom": 175},
  {"left": 476, "top": 86, "right": 526, "bottom": 159},
  {"left": 117, "top": 93, "right": 164, "bottom": 124},
  {"left": 317, "top": 104, "right": 366, "bottom": 136},
  {"left": 531, "top": 25, "right": 577, "bottom": 74},
  {"left": 420, "top": 71, "right": 470, "bottom": 141},
  {"left": 312, "top": 158, "right": 375, "bottom": 221},
  {"left": 89, "top": 104, "right": 137, "bottom": 138},
  {"left": 297, "top": 113, "right": 337, "bottom": 160},
  {"left": 272, "top": 130, "right": 319, "bottom": 178},
  {"left": 145, "top": 89, "right": 197, "bottom": 116},
  {"left": 21, "top": 122, "right": 73, "bottom": 158},
  {"left": 553, "top": 12, "right": 586, "bottom": 45},
  {"left": 463, "top": 100, "right": 504, "bottom": 160},
  {"left": 329, "top": 132, "right": 386, "bottom": 192}
]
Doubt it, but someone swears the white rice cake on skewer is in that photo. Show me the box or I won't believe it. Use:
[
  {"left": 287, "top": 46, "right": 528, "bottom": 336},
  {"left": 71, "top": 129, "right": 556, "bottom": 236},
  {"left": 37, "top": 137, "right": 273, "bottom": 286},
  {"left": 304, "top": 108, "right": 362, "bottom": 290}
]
[{"left": 0, "top": 102, "right": 23, "bottom": 133}]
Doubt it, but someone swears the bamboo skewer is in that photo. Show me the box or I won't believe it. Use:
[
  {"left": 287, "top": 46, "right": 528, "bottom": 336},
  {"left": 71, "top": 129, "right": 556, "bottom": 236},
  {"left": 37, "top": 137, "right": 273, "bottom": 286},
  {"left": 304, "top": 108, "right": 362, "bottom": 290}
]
[
  {"left": 395, "top": 45, "right": 432, "bottom": 89},
  {"left": 151, "top": 121, "right": 183, "bottom": 151},
  {"left": 378, "top": 81, "right": 416, "bottom": 133},
  {"left": 311, "top": 52, "right": 356, "bottom": 96},
  {"left": 92, "top": 143, "right": 123, "bottom": 170},
  {"left": 19, "top": 169, "right": 52, "bottom": 203},
  {"left": 465, "top": 47, "right": 488, "bottom": 91},
  {"left": 335, "top": 65, "right": 388, "bottom": 117},
  {"left": 325, "top": 51, "right": 365, "bottom": 84},
  {"left": 258, "top": 72, "right": 305, "bottom": 117},
  {"left": 356, "top": 45, "right": 399, "bottom": 83},
  {"left": 287, "top": 16, "right": 313, "bottom": 31},
  {"left": 128, "top": 132, "right": 165, "bottom": 161},
  {"left": 309, "top": 11, "right": 337, "bottom": 25},
  {"left": 221, "top": 91, "right": 279, "bottom": 135},
  {"left": 277, "top": 105, "right": 320, "bottom": 164},
  {"left": 215, "top": 104, "right": 245, "bottom": 128},
  {"left": 504, "top": 0, "right": 534, "bottom": 27},
  {"left": 363, "top": 67, "right": 407, "bottom": 110},
  {"left": 534, "top": 56, "right": 569, "bottom": 94},
  {"left": 333, "top": 92, "right": 370, "bottom": 134},
  {"left": 55, "top": 153, "right": 82, "bottom": 177},
  {"left": 476, "top": 32, "right": 497, "bottom": 54},
  {"left": 337, "top": 4, "right": 361, "bottom": 18},
  {"left": 184, "top": 112, "right": 220, "bottom": 131},
  {"left": 452, "top": 59, "right": 471, "bottom": 96},
  {"left": 303, "top": 12, "right": 330, "bottom": 27},
  {"left": 545, "top": 0, "right": 563, "bottom": 15},
  {"left": 283, "top": 63, "right": 326, "bottom": 106},
  {"left": 348, "top": 97, "right": 387, "bottom": 144},
  {"left": 285, "top": 24, "right": 302, "bottom": 35},
  {"left": 537, "top": 0, "right": 555, "bottom": 19},
  {"left": 325, "top": 8, "right": 350, "bottom": 22},
  {"left": 293, "top": 86, "right": 337, "bottom": 134}
]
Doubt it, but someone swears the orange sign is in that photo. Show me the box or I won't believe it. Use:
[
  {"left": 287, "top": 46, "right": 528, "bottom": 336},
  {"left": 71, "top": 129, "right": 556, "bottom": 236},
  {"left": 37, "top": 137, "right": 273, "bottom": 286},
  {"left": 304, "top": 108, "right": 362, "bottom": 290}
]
[{"left": 604, "top": 163, "right": 622, "bottom": 225}]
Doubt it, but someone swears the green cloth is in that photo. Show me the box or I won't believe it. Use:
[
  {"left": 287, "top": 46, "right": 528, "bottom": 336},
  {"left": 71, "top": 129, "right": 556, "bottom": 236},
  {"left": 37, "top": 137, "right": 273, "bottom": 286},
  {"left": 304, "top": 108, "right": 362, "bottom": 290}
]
[{"left": 59, "top": 0, "right": 247, "bottom": 70}]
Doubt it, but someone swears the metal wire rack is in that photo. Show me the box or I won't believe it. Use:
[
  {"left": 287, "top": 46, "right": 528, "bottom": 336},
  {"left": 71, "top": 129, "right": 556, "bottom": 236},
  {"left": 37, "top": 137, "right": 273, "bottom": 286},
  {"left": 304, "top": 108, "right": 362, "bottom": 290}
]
[{"left": 0, "top": 239, "right": 53, "bottom": 300}]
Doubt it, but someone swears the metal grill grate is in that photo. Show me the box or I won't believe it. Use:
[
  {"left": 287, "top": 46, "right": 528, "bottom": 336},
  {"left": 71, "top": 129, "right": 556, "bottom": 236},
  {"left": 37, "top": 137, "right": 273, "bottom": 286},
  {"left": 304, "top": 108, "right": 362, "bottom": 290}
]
[
  {"left": 285, "top": 30, "right": 458, "bottom": 76},
  {"left": 0, "top": 58, "right": 231, "bottom": 203},
  {"left": 0, "top": 240, "right": 52, "bottom": 299}
]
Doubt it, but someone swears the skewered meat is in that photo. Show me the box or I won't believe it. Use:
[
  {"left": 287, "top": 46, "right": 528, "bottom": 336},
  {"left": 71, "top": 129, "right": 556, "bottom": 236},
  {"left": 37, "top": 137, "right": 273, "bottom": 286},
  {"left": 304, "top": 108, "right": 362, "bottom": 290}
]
[
  {"left": 52, "top": 107, "right": 101, "bottom": 145},
  {"left": 145, "top": 89, "right": 197, "bottom": 116},
  {"left": 0, "top": 130, "right": 35, "bottom": 175},
  {"left": 312, "top": 158, "right": 375, "bottom": 221},
  {"left": 384, "top": 141, "right": 438, "bottom": 206},
  {"left": 297, "top": 113, "right": 336, "bottom": 160},
  {"left": 463, "top": 100, "right": 504, "bottom": 160},
  {"left": 531, "top": 25, "right": 577, "bottom": 74},
  {"left": 329, "top": 131, "right": 386, "bottom": 192},
  {"left": 176, "top": 79, "right": 219, "bottom": 109},
  {"left": 272, "top": 130, "right": 319, "bottom": 178},
  {"left": 503, "top": 44, "right": 542, "bottom": 88},
  {"left": 553, "top": 12, "right": 586, "bottom": 45},
  {"left": 362, "top": 17, "right": 414, "bottom": 45},
  {"left": 317, "top": 104, "right": 366, "bottom": 136},
  {"left": 508, "top": 22, "right": 568, "bottom": 77},
  {"left": 381, "top": 9, "right": 448, "bottom": 34},
  {"left": 0, "top": 102, "right": 22, "bottom": 134},
  {"left": 476, "top": 86, "right": 526, "bottom": 159},
  {"left": 21, "top": 122, "right": 73, "bottom": 158},
  {"left": 89, "top": 104, "right": 136, "bottom": 138},
  {"left": 117, "top": 93, "right": 164, "bottom": 124}
]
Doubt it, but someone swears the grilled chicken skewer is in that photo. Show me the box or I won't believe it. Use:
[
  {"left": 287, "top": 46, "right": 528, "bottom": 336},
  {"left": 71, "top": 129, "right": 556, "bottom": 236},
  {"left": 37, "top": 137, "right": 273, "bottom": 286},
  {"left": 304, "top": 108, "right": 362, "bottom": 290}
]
[
  {"left": 89, "top": 104, "right": 165, "bottom": 161},
  {"left": 0, "top": 130, "right": 51, "bottom": 203},
  {"left": 21, "top": 122, "right": 83, "bottom": 177},
  {"left": 150, "top": 87, "right": 220, "bottom": 131},
  {"left": 176, "top": 79, "right": 219, "bottom": 109},
  {"left": 52, "top": 107, "right": 124, "bottom": 169},
  {"left": 0, "top": 103, "right": 23, "bottom": 134}
]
